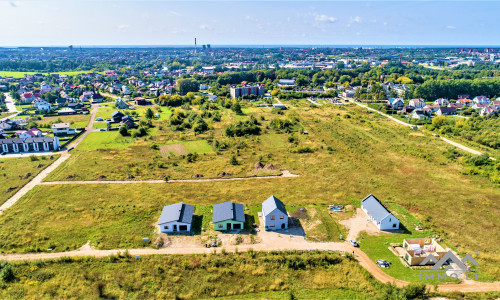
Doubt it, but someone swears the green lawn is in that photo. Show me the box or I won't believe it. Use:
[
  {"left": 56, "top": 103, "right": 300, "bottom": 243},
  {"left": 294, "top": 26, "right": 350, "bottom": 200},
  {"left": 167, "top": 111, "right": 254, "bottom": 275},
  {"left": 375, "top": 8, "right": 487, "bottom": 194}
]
[
  {"left": 74, "top": 131, "right": 135, "bottom": 150},
  {"left": 0, "top": 155, "right": 60, "bottom": 205},
  {"left": 35, "top": 114, "right": 91, "bottom": 129},
  {"left": 181, "top": 140, "right": 214, "bottom": 154}
]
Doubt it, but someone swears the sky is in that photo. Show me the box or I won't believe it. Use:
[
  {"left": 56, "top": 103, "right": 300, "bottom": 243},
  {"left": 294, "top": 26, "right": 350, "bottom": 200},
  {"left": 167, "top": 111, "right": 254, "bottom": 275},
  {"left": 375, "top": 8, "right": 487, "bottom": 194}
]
[{"left": 1, "top": 0, "right": 499, "bottom": 46}]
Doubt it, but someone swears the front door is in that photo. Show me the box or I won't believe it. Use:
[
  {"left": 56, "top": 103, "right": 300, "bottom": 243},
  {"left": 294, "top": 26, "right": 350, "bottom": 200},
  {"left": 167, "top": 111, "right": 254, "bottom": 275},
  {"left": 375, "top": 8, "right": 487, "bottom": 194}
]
[
  {"left": 227, "top": 223, "right": 231, "bottom": 230},
  {"left": 281, "top": 223, "right": 285, "bottom": 229},
  {"left": 173, "top": 225, "right": 177, "bottom": 232}
]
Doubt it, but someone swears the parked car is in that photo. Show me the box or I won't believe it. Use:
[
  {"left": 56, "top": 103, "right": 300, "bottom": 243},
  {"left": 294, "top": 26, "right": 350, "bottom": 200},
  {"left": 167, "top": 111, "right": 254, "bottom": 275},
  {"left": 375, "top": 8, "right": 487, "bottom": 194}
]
[
  {"left": 99, "top": 128, "right": 106, "bottom": 131},
  {"left": 96, "top": 117, "right": 104, "bottom": 121},
  {"left": 349, "top": 239, "right": 358, "bottom": 247},
  {"left": 376, "top": 260, "right": 390, "bottom": 268}
]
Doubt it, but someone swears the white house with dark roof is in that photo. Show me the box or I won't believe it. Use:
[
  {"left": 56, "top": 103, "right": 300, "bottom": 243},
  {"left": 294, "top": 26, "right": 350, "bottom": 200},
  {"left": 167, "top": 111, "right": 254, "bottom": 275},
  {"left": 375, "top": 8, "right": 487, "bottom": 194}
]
[
  {"left": 158, "top": 202, "right": 194, "bottom": 233},
  {"left": 361, "top": 194, "right": 399, "bottom": 231},
  {"left": 262, "top": 195, "right": 288, "bottom": 230}
]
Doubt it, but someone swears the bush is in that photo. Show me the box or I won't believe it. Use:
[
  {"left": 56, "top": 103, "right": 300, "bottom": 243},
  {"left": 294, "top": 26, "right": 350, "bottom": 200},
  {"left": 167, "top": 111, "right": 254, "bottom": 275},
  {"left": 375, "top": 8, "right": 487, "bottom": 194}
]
[{"left": 119, "top": 126, "right": 129, "bottom": 136}]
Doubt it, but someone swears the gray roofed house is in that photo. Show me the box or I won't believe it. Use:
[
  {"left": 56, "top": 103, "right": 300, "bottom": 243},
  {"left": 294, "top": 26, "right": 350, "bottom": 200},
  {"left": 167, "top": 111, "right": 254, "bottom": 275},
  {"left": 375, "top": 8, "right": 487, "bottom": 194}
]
[
  {"left": 212, "top": 201, "right": 245, "bottom": 231},
  {"left": 158, "top": 202, "right": 194, "bottom": 233},
  {"left": 262, "top": 195, "right": 289, "bottom": 230},
  {"left": 361, "top": 194, "right": 399, "bottom": 231}
]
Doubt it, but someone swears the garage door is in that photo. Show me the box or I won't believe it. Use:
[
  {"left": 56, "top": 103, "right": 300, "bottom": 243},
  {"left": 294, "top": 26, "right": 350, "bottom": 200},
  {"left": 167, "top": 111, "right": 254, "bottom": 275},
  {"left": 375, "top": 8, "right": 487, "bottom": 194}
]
[
  {"left": 179, "top": 225, "right": 188, "bottom": 231},
  {"left": 232, "top": 223, "right": 241, "bottom": 229}
]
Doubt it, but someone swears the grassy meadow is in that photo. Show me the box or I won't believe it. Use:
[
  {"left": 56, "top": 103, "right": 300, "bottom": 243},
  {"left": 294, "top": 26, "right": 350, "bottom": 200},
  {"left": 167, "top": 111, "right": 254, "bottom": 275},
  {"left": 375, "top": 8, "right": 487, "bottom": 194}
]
[
  {"left": 0, "top": 155, "right": 59, "bottom": 205},
  {"left": 2, "top": 102, "right": 499, "bottom": 281},
  {"left": 0, "top": 251, "right": 406, "bottom": 299}
]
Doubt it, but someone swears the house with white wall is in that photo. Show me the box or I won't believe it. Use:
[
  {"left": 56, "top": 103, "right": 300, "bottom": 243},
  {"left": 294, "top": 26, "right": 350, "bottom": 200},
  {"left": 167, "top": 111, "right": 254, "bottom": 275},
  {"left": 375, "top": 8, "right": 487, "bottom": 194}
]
[
  {"left": 262, "top": 195, "right": 288, "bottom": 230},
  {"left": 361, "top": 194, "right": 400, "bottom": 231},
  {"left": 158, "top": 202, "right": 194, "bottom": 233}
]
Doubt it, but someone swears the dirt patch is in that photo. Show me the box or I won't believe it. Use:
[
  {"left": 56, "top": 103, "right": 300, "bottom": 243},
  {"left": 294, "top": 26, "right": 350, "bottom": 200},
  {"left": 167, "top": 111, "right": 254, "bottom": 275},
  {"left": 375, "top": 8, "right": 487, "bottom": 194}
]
[
  {"left": 340, "top": 208, "right": 380, "bottom": 241},
  {"left": 159, "top": 144, "right": 189, "bottom": 156},
  {"left": 409, "top": 132, "right": 424, "bottom": 137},
  {"left": 290, "top": 207, "right": 309, "bottom": 220},
  {"left": 264, "top": 164, "right": 277, "bottom": 170},
  {"left": 218, "top": 172, "right": 232, "bottom": 177},
  {"left": 345, "top": 205, "right": 355, "bottom": 212},
  {"left": 254, "top": 162, "right": 264, "bottom": 169}
]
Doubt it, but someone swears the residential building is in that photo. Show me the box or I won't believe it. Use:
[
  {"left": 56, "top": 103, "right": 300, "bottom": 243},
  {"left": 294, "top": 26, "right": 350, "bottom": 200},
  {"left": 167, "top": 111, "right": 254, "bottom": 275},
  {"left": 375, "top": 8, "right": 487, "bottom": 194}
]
[
  {"left": 436, "top": 107, "right": 456, "bottom": 116},
  {"left": 0, "top": 137, "right": 59, "bottom": 154},
  {"left": 387, "top": 98, "right": 404, "bottom": 110},
  {"left": 158, "top": 202, "right": 194, "bottom": 233},
  {"left": 480, "top": 105, "right": 498, "bottom": 116},
  {"left": 473, "top": 95, "right": 490, "bottom": 104},
  {"left": 32, "top": 99, "right": 52, "bottom": 112},
  {"left": 403, "top": 238, "right": 447, "bottom": 266},
  {"left": 52, "top": 123, "right": 76, "bottom": 136},
  {"left": 230, "top": 84, "right": 265, "bottom": 98},
  {"left": 472, "top": 103, "right": 489, "bottom": 110},
  {"left": 58, "top": 108, "right": 76, "bottom": 115},
  {"left": 411, "top": 109, "right": 430, "bottom": 120},
  {"left": 16, "top": 127, "right": 43, "bottom": 139},
  {"left": 92, "top": 92, "right": 104, "bottom": 103},
  {"left": 409, "top": 98, "right": 426, "bottom": 108},
  {"left": 212, "top": 201, "right": 245, "bottom": 231},
  {"left": 434, "top": 98, "right": 449, "bottom": 106},
  {"left": 361, "top": 194, "right": 400, "bottom": 231},
  {"left": 262, "top": 195, "right": 288, "bottom": 230}
]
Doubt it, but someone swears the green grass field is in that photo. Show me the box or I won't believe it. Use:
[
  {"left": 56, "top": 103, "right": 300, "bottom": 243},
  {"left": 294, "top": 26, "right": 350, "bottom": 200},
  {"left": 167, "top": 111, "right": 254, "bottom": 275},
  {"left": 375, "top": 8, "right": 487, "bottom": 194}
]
[
  {"left": 0, "top": 155, "right": 60, "bottom": 205},
  {"left": 35, "top": 114, "right": 91, "bottom": 129},
  {"left": 71, "top": 131, "right": 135, "bottom": 150},
  {"left": 0, "top": 252, "right": 394, "bottom": 299}
]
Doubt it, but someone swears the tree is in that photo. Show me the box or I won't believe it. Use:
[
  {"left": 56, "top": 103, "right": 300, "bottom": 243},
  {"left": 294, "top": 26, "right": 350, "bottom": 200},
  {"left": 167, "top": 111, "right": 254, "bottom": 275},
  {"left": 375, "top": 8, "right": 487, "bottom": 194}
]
[
  {"left": 231, "top": 102, "right": 242, "bottom": 114},
  {"left": 145, "top": 108, "right": 154, "bottom": 119},
  {"left": 230, "top": 154, "right": 239, "bottom": 165},
  {"left": 295, "top": 75, "right": 308, "bottom": 87},
  {"left": 177, "top": 78, "right": 200, "bottom": 95},
  {"left": 119, "top": 125, "right": 129, "bottom": 136}
]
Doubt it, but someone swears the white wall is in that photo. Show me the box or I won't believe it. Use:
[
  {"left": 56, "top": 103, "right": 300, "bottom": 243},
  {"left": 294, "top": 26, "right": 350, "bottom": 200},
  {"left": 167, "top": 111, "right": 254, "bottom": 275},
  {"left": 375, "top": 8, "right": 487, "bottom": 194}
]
[{"left": 159, "top": 221, "right": 191, "bottom": 233}]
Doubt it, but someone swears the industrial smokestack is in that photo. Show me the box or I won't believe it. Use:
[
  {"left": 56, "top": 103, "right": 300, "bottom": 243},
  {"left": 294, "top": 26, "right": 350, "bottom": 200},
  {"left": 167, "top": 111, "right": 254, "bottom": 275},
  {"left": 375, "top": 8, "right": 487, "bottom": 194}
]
[{"left": 195, "top": 38, "right": 197, "bottom": 54}]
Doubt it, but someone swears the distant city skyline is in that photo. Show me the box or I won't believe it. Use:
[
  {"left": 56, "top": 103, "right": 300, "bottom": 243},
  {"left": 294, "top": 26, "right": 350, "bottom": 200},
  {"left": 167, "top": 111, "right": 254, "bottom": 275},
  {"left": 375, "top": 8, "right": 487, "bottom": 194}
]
[{"left": 1, "top": 1, "right": 499, "bottom": 46}]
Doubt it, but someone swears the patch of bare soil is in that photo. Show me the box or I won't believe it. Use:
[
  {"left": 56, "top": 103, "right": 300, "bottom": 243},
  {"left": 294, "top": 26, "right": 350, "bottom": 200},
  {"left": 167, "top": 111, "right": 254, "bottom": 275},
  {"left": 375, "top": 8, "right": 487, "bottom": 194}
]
[{"left": 159, "top": 144, "right": 189, "bottom": 156}]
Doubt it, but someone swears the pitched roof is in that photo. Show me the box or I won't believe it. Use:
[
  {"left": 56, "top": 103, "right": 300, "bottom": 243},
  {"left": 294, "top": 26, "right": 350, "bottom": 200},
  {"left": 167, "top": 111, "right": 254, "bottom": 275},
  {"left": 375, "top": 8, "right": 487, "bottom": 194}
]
[
  {"left": 262, "top": 195, "right": 287, "bottom": 216},
  {"left": 361, "top": 194, "right": 395, "bottom": 223},
  {"left": 212, "top": 201, "right": 245, "bottom": 223},
  {"left": 52, "top": 123, "right": 70, "bottom": 129},
  {"left": 158, "top": 202, "right": 194, "bottom": 225}
]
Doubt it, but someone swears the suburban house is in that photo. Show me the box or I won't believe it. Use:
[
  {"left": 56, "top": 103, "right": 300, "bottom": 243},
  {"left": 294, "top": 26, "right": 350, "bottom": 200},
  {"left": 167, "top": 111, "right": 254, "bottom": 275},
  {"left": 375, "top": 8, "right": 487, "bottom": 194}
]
[
  {"left": 480, "top": 105, "right": 498, "bottom": 116},
  {"left": 401, "top": 105, "right": 415, "bottom": 114},
  {"left": 436, "top": 107, "right": 456, "bottom": 116},
  {"left": 32, "top": 99, "right": 52, "bottom": 111},
  {"left": 473, "top": 96, "right": 490, "bottom": 104},
  {"left": 0, "top": 136, "right": 60, "bottom": 154},
  {"left": 58, "top": 108, "right": 76, "bottom": 115},
  {"left": 115, "top": 98, "right": 129, "bottom": 109},
  {"left": 411, "top": 109, "right": 430, "bottom": 120},
  {"left": 472, "top": 103, "right": 489, "bottom": 110},
  {"left": 458, "top": 98, "right": 473, "bottom": 106},
  {"left": 134, "top": 97, "right": 152, "bottom": 106},
  {"left": 212, "top": 201, "right": 245, "bottom": 231},
  {"left": 491, "top": 100, "right": 500, "bottom": 109},
  {"left": 272, "top": 103, "right": 287, "bottom": 110},
  {"left": 21, "top": 92, "right": 36, "bottom": 104},
  {"left": 91, "top": 92, "right": 104, "bottom": 103},
  {"left": 361, "top": 194, "right": 400, "bottom": 231},
  {"left": 262, "top": 195, "right": 289, "bottom": 230},
  {"left": 409, "top": 98, "right": 426, "bottom": 108},
  {"left": 112, "top": 111, "right": 126, "bottom": 123},
  {"left": 425, "top": 104, "right": 441, "bottom": 112},
  {"left": 16, "top": 127, "right": 43, "bottom": 139},
  {"left": 434, "top": 98, "right": 449, "bottom": 106},
  {"left": 387, "top": 98, "right": 404, "bottom": 110},
  {"left": 158, "top": 202, "right": 194, "bottom": 233},
  {"left": 448, "top": 103, "right": 463, "bottom": 109},
  {"left": 402, "top": 238, "right": 447, "bottom": 266},
  {"left": 52, "top": 123, "right": 76, "bottom": 136}
]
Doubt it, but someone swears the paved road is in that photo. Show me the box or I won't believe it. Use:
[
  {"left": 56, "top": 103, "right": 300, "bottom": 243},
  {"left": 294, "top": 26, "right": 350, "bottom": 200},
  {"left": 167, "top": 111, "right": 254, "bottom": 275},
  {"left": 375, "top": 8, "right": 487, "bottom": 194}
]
[{"left": 1, "top": 92, "right": 20, "bottom": 121}]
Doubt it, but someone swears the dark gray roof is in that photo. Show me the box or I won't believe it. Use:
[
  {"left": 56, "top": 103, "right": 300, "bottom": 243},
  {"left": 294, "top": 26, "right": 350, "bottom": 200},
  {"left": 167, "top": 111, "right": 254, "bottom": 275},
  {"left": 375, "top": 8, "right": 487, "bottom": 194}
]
[
  {"left": 158, "top": 202, "right": 194, "bottom": 225},
  {"left": 0, "top": 137, "right": 56, "bottom": 145},
  {"left": 361, "top": 194, "right": 395, "bottom": 223},
  {"left": 112, "top": 111, "right": 125, "bottom": 117},
  {"left": 262, "top": 195, "right": 287, "bottom": 217},
  {"left": 212, "top": 201, "right": 245, "bottom": 223}
]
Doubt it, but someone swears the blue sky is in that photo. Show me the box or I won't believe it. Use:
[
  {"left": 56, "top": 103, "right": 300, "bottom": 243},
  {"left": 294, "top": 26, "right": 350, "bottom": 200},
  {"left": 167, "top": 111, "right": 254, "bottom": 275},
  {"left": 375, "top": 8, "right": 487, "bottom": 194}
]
[{"left": 1, "top": 1, "right": 499, "bottom": 46}]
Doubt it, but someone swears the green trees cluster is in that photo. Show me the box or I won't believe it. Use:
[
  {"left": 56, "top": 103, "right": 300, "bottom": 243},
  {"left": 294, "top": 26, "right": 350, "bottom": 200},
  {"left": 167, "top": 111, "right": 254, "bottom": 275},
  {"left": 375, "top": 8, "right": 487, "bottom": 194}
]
[
  {"left": 176, "top": 78, "right": 200, "bottom": 95},
  {"left": 414, "top": 78, "right": 500, "bottom": 100},
  {"left": 225, "top": 116, "right": 261, "bottom": 137}
]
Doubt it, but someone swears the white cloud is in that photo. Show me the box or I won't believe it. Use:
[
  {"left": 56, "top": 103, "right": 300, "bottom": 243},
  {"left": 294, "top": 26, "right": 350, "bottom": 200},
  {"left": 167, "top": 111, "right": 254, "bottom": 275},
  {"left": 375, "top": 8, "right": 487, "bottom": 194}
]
[
  {"left": 383, "top": 22, "right": 388, "bottom": 26},
  {"left": 9, "top": 1, "right": 17, "bottom": 7},
  {"left": 446, "top": 25, "right": 456, "bottom": 29},
  {"left": 245, "top": 15, "right": 259, "bottom": 22},
  {"left": 117, "top": 24, "right": 129, "bottom": 32},
  {"left": 351, "top": 16, "right": 362, "bottom": 23},
  {"left": 169, "top": 11, "right": 182, "bottom": 17},
  {"left": 199, "top": 24, "right": 214, "bottom": 31},
  {"left": 314, "top": 13, "right": 337, "bottom": 23}
]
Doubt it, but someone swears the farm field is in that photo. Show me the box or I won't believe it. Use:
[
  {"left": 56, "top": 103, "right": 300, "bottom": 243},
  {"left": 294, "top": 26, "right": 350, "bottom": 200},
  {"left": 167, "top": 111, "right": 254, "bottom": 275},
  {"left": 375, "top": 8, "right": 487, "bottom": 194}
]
[
  {"left": 0, "top": 155, "right": 60, "bottom": 205},
  {"left": 0, "top": 252, "right": 397, "bottom": 299}
]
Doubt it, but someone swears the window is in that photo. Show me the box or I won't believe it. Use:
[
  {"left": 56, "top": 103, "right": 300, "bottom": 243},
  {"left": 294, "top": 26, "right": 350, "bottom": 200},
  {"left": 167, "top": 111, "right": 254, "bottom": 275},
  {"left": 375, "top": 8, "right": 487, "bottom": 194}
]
[
  {"left": 270, "top": 215, "right": 275, "bottom": 220},
  {"left": 164, "top": 226, "right": 169, "bottom": 229},
  {"left": 218, "top": 224, "right": 223, "bottom": 228},
  {"left": 393, "top": 223, "right": 397, "bottom": 228},
  {"left": 389, "top": 218, "right": 391, "bottom": 222},
  {"left": 280, "top": 215, "right": 284, "bottom": 219},
  {"left": 270, "top": 224, "right": 275, "bottom": 227}
]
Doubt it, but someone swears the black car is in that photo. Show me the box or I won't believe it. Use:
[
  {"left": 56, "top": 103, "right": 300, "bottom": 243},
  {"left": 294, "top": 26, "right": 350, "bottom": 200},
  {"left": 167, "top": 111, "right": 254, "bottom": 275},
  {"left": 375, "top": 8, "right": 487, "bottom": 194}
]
[{"left": 376, "top": 260, "right": 390, "bottom": 268}]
